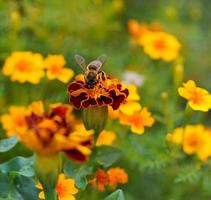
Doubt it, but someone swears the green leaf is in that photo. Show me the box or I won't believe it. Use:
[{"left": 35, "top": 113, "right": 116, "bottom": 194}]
[
  {"left": 0, "top": 173, "right": 23, "bottom": 200},
  {"left": 0, "top": 136, "right": 18, "bottom": 152},
  {"left": 174, "top": 164, "right": 200, "bottom": 183},
  {"left": 0, "top": 156, "right": 34, "bottom": 177},
  {"left": 92, "top": 146, "right": 121, "bottom": 167},
  {"left": 64, "top": 160, "right": 93, "bottom": 190},
  {"left": 104, "top": 189, "right": 125, "bottom": 200}
]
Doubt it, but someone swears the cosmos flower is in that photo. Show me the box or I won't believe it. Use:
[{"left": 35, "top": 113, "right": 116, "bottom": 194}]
[
  {"left": 140, "top": 31, "right": 181, "bottom": 62},
  {"left": 67, "top": 73, "right": 129, "bottom": 110},
  {"left": 36, "top": 173, "right": 78, "bottom": 200},
  {"left": 96, "top": 130, "right": 117, "bottom": 146},
  {"left": 1, "top": 101, "right": 94, "bottom": 163},
  {"left": 178, "top": 80, "right": 211, "bottom": 112},
  {"left": 119, "top": 107, "right": 154, "bottom": 135},
  {"left": 45, "top": 54, "right": 74, "bottom": 83},
  {"left": 2, "top": 51, "right": 45, "bottom": 84}
]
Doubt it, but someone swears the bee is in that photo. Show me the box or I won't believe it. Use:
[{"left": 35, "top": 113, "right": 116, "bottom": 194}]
[{"left": 75, "top": 54, "right": 107, "bottom": 88}]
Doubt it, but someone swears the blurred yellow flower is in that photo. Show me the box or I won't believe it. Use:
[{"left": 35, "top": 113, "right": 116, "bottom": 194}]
[
  {"left": 140, "top": 31, "right": 181, "bottom": 62},
  {"left": 1, "top": 106, "right": 29, "bottom": 137},
  {"left": 120, "top": 107, "right": 154, "bottom": 134},
  {"left": 96, "top": 130, "right": 117, "bottom": 146},
  {"left": 2, "top": 51, "right": 45, "bottom": 84},
  {"left": 36, "top": 173, "right": 78, "bottom": 200},
  {"left": 166, "top": 127, "right": 183, "bottom": 144},
  {"left": 45, "top": 54, "right": 74, "bottom": 83},
  {"left": 178, "top": 80, "right": 211, "bottom": 112},
  {"left": 167, "top": 125, "right": 211, "bottom": 161}
]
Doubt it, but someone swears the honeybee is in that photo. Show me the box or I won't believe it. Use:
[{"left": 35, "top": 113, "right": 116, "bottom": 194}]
[{"left": 75, "top": 54, "right": 107, "bottom": 88}]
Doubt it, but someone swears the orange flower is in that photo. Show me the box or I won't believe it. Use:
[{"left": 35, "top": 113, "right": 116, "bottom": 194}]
[
  {"left": 120, "top": 107, "right": 154, "bottom": 134},
  {"left": 45, "top": 54, "right": 74, "bottom": 83},
  {"left": 96, "top": 130, "right": 116, "bottom": 146},
  {"left": 166, "top": 127, "right": 183, "bottom": 145},
  {"left": 2, "top": 51, "right": 45, "bottom": 84},
  {"left": 36, "top": 173, "right": 78, "bottom": 200},
  {"left": 107, "top": 167, "right": 128, "bottom": 188},
  {"left": 67, "top": 73, "right": 129, "bottom": 110},
  {"left": 178, "top": 80, "right": 211, "bottom": 112},
  {"left": 89, "top": 169, "right": 109, "bottom": 192},
  {"left": 1, "top": 101, "right": 94, "bottom": 163},
  {"left": 140, "top": 31, "right": 181, "bottom": 62}
]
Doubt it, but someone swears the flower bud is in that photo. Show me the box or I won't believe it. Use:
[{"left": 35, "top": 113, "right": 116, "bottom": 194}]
[
  {"left": 173, "top": 63, "right": 184, "bottom": 88},
  {"left": 83, "top": 106, "right": 108, "bottom": 142}
]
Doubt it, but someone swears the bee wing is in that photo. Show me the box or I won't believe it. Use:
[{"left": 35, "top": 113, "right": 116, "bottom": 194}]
[
  {"left": 97, "top": 54, "right": 107, "bottom": 66},
  {"left": 75, "top": 54, "right": 87, "bottom": 72}
]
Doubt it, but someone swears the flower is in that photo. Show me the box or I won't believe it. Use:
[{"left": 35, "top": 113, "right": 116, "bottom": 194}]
[
  {"left": 45, "top": 54, "right": 74, "bottom": 83},
  {"left": 89, "top": 167, "right": 128, "bottom": 191},
  {"left": 67, "top": 73, "right": 129, "bottom": 110},
  {"left": 89, "top": 169, "right": 109, "bottom": 192},
  {"left": 167, "top": 125, "right": 211, "bottom": 161},
  {"left": 166, "top": 127, "right": 183, "bottom": 144},
  {"left": 178, "top": 80, "right": 211, "bottom": 112},
  {"left": 2, "top": 51, "right": 45, "bottom": 84},
  {"left": 1, "top": 101, "right": 94, "bottom": 162},
  {"left": 1, "top": 106, "right": 29, "bottom": 137},
  {"left": 107, "top": 167, "right": 128, "bottom": 188},
  {"left": 119, "top": 107, "right": 154, "bottom": 134},
  {"left": 36, "top": 173, "right": 78, "bottom": 200},
  {"left": 140, "top": 31, "right": 181, "bottom": 62},
  {"left": 122, "top": 70, "right": 144, "bottom": 87},
  {"left": 96, "top": 130, "right": 117, "bottom": 146}
]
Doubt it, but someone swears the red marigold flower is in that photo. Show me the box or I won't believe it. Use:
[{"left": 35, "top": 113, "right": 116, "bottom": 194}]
[{"left": 67, "top": 73, "right": 129, "bottom": 110}]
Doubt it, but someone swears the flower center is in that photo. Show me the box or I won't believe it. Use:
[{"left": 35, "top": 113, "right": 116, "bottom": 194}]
[
  {"left": 154, "top": 39, "right": 166, "bottom": 50},
  {"left": 15, "top": 60, "right": 32, "bottom": 72},
  {"left": 191, "top": 92, "right": 203, "bottom": 104},
  {"left": 50, "top": 65, "right": 62, "bottom": 75},
  {"left": 187, "top": 134, "right": 201, "bottom": 148},
  {"left": 56, "top": 183, "right": 67, "bottom": 197}
]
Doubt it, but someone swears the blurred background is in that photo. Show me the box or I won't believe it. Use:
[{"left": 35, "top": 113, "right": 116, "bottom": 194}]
[{"left": 1, "top": 0, "right": 211, "bottom": 200}]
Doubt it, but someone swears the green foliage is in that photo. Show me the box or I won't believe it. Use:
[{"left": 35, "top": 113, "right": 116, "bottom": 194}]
[
  {"left": 104, "top": 189, "right": 125, "bottom": 200},
  {"left": 0, "top": 136, "right": 18, "bottom": 152}
]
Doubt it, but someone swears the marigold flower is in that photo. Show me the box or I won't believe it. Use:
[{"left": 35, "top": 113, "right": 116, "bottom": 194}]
[
  {"left": 107, "top": 167, "right": 128, "bottom": 188},
  {"left": 1, "top": 101, "right": 94, "bottom": 163},
  {"left": 36, "top": 173, "right": 78, "bottom": 200},
  {"left": 140, "top": 31, "right": 181, "bottom": 62},
  {"left": 168, "top": 125, "right": 211, "bottom": 161},
  {"left": 96, "top": 130, "right": 117, "bottom": 146},
  {"left": 67, "top": 73, "right": 129, "bottom": 110},
  {"left": 178, "top": 80, "right": 211, "bottom": 112},
  {"left": 45, "top": 54, "right": 74, "bottom": 83},
  {"left": 119, "top": 107, "right": 154, "bottom": 134},
  {"left": 89, "top": 169, "right": 109, "bottom": 192},
  {"left": 1, "top": 106, "right": 29, "bottom": 137},
  {"left": 2, "top": 51, "right": 45, "bottom": 84},
  {"left": 90, "top": 167, "right": 128, "bottom": 191}
]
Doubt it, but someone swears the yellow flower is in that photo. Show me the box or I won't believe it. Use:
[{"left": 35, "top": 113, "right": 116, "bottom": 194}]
[
  {"left": 178, "top": 80, "right": 211, "bottom": 112},
  {"left": 45, "top": 55, "right": 74, "bottom": 83},
  {"left": 2, "top": 51, "right": 45, "bottom": 84},
  {"left": 1, "top": 106, "right": 29, "bottom": 137},
  {"left": 166, "top": 127, "right": 184, "bottom": 144},
  {"left": 96, "top": 130, "right": 117, "bottom": 146},
  {"left": 183, "top": 125, "right": 210, "bottom": 160},
  {"left": 36, "top": 173, "right": 78, "bottom": 200},
  {"left": 119, "top": 107, "right": 154, "bottom": 134},
  {"left": 140, "top": 31, "right": 181, "bottom": 62}
]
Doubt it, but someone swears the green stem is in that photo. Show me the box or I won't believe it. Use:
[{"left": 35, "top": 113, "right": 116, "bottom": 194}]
[{"left": 44, "top": 186, "right": 57, "bottom": 200}]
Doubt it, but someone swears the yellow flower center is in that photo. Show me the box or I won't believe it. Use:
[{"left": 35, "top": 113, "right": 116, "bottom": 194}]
[
  {"left": 15, "top": 60, "right": 32, "bottom": 72},
  {"left": 56, "top": 183, "right": 67, "bottom": 197},
  {"left": 191, "top": 91, "right": 203, "bottom": 104},
  {"left": 50, "top": 65, "right": 62, "bottom": 75},
  {"left": 154, "top": 39, "right": 166, "bottom": 50}
]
